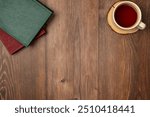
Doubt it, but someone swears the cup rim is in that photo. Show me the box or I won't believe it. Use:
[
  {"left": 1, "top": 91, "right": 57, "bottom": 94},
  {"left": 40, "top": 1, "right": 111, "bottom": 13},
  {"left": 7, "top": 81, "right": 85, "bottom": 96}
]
[{"left": 112, "top": 1, "right": 142, "bottom": 30}]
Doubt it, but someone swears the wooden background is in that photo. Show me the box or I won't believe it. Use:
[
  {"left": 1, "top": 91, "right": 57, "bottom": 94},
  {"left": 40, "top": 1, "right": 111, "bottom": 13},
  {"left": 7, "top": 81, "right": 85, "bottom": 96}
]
[{"left": 0, "top": 0, "right": 150, "bottom": 100}]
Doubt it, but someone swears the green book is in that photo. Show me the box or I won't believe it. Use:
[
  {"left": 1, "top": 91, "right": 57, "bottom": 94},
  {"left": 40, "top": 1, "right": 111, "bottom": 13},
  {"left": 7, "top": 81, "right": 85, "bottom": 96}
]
[{"left": 0, "top": 0, "right": 52, "bottom": 46}]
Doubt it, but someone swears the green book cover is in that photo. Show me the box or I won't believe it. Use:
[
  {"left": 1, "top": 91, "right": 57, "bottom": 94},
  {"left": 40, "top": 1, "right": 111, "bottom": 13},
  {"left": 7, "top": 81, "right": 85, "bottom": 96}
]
[{"left": 0, "top": 0, "right": 52, "bottom": 46}]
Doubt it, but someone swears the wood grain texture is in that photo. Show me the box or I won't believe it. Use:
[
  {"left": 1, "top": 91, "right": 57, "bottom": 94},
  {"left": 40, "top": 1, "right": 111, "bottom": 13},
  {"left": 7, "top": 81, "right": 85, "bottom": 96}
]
[{"left": 0, "top": 0, "right": 150, "bottom": 100}]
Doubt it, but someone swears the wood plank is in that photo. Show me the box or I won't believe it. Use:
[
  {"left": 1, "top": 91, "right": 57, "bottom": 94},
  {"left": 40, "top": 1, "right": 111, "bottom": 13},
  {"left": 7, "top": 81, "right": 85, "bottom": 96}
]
[
  {"left": 79, "top": 0, "right": 99, "bottom": 99},
  {"left": 45, "top": 0, "right": 78, "bottom": 99}
]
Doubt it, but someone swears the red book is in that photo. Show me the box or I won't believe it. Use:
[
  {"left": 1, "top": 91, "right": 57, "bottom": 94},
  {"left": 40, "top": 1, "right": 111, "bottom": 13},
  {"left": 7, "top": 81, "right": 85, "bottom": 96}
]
[{"left": 0, "top": 29, "right": 46, "bottom": 55}]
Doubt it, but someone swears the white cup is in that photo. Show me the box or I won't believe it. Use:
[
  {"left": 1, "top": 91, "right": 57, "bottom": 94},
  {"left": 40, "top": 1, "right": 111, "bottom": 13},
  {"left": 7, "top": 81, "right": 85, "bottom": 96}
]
[{"left": 112, "top": 1, "right": 146, "bottom": 30}]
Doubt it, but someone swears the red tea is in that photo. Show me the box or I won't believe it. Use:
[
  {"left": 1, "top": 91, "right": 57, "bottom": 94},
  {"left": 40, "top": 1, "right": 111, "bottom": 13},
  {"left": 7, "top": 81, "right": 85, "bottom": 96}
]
[{"left": 115, "top": 4, "right": 137, "bottom": 27}]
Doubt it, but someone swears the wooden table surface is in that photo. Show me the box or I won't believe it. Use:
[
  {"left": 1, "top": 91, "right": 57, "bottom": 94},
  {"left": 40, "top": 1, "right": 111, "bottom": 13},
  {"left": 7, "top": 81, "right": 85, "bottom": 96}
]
[{"left": 0, "top": 0, "right": 150, "bottom": 100}]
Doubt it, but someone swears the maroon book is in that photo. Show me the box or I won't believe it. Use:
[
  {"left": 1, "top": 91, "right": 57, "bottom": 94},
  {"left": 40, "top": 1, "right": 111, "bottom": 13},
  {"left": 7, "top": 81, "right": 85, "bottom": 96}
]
[{"left": 0, "top": 29, "right": 46, "bottom": 55}]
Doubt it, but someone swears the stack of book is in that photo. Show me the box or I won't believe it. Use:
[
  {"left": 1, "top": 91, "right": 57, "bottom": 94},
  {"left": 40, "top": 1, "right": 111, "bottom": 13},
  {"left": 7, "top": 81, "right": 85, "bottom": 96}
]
[{"left": 0, "top": 0, "right": 53, "bottom": 54}]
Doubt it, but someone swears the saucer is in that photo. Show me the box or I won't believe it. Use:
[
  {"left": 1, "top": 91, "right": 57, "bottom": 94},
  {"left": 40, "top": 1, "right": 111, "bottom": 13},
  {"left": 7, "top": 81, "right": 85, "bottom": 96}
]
[{"left": 107, "top": 2, "right": 139, "bottom": 34}]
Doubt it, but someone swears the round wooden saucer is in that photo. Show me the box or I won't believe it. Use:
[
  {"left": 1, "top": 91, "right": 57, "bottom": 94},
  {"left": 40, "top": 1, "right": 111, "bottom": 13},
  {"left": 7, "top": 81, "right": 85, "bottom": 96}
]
[{"left": 107, "top": 2, "right": 139, "bottom": 34}]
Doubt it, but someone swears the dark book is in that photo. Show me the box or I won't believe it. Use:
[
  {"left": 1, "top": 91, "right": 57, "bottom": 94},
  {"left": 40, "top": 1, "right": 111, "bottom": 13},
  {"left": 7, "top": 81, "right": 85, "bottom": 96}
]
[{"left": 0, "top": 29, "right": 46, "bottom": 55}]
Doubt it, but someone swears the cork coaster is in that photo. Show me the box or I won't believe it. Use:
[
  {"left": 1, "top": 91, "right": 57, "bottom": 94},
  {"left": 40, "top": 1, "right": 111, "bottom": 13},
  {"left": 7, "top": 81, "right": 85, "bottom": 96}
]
[{"left": 107, "top": 2, "right": 138, "bottom": 34}]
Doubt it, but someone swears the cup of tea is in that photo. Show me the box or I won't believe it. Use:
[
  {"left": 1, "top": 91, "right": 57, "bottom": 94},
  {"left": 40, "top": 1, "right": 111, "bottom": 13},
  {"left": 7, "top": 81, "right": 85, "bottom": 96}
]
[{"left": 112, "top": 1, "right": 146, "bottom": 30}]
